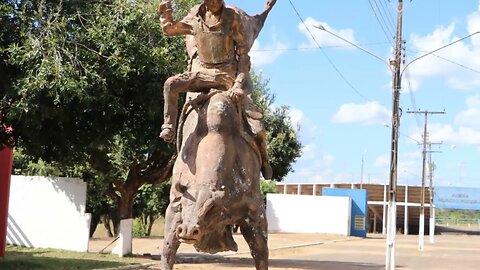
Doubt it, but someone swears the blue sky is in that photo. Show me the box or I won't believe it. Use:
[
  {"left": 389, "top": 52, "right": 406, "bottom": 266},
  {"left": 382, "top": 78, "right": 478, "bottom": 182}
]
[{"left": 227, "top": 0, "right": 480, "bottom": 188}]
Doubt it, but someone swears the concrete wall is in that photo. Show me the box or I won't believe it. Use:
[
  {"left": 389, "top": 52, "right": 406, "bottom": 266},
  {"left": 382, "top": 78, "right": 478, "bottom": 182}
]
[
  {"left": 7, "top": 175, "right": 91, "bottom": 252},
  {"left": 266, "top": 193, "right": 351, "bottom": 235}
]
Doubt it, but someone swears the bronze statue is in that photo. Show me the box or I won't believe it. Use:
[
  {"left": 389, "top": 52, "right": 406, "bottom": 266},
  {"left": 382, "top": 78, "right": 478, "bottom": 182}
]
[
  {"left": 158, "top": 1, "right": 276, "bottom": 270},
  {"left": 159, "top": 0, "right": 275, "bottom": 179}
]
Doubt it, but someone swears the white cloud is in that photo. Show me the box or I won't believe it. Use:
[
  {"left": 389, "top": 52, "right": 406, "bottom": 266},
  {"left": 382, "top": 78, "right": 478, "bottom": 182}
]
[
  {"left": 331, "top": 101, "right": 390, "bottom": 125},
  {"left": 300, "top": 143, "right": 317, "bottom": 160},
  {"left": 414, "top": 95, "right": 480, "bottom": 148},
  {"left": 288, "top": 107, "right": 321, "bottom": 142},
  {"left": 467, "top": 2, "right": 480, "bottom": 46},
  {"left": 285, "top": 154, "right": 336, "bottom": 183},
  {"left": 428, "top": 124, "right": 480, "bottom": 146},
  {"left": 297, "top": 17, "right": 356, "bottom": 49},
  {"left": 374, "top": 155, "right": 389, "bottom": 168},
  {"left": 454, "top": 95, "right": 480, "bottom": 129},
  {"left": 407, "top": 7, "right": 480, "bottom": 91},
  {"left": 250, "top": 34, "right": 287, "bottom": 67}
]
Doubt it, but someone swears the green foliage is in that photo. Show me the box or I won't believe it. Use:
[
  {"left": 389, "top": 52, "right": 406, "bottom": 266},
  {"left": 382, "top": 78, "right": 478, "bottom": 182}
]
[
  {"left": 1, "top": 0, "right": 192, "bottom": 220},
  {"left": 2, "top": 0, "right": 183, "bottom": 167},
  {"left": 260, "top": 179, "right": 277, "bottom": 201},
  {"left": 437, "top": 209, "right": 480, "bottom": 220},
  {"left": 132, "top": 181, "right": 170, "bottom": 236},
  {"left": 264, "top": 105, "right": 302, "bottom": 181}
]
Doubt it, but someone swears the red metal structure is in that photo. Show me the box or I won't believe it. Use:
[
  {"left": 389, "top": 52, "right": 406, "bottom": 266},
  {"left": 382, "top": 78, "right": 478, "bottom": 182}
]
[{"left": 0, "top": 147, "right": 13, "bottom": 258}]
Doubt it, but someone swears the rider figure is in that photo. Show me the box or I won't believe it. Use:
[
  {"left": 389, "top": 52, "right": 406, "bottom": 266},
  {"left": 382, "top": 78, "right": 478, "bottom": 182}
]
[{"left": 159, "top": 0, "right": 275, "bottom": 179}]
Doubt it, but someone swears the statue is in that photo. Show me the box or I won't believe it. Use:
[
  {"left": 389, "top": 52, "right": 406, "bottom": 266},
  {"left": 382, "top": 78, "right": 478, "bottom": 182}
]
[{"left": 158, "top": 1, "right": 276, "bottom": 270}]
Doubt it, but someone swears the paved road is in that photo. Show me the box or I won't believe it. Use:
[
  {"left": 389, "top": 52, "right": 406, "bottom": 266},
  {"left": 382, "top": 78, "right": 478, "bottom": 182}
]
[{"left": 90, "top": 233, "right": 480, "bottom": 270}]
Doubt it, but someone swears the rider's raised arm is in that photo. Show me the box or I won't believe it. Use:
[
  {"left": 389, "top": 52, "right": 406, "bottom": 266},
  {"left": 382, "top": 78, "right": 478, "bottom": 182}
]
[{"left": 159, "top": 1, "right": 194, "bottom": 36}]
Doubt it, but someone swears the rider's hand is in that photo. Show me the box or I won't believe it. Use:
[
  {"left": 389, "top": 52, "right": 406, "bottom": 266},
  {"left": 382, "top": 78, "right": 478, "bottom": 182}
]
[
  {"left": 265, "top": 0, "right": 277, "bottom": 11},
  {"left": 227, "top": 87, "right": 244, "bottom": 102}
]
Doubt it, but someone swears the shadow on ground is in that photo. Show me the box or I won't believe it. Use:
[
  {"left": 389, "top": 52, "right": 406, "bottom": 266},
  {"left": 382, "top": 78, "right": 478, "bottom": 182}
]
[{"left": 162, "top": 254, "right": 394, "bottom": 270}]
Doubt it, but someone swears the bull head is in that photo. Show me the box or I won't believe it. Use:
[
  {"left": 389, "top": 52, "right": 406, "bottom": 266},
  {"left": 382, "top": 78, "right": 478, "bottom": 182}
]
[{"left": 174, "top": 183, "right": 226, "bottom": 244}]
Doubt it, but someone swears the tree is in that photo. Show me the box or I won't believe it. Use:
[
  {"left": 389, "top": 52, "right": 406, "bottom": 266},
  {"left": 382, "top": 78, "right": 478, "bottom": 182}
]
[
  {"left": 132, "top": 181, "right": 170, "bottom": 237},
  {"left": 260, "top": 179, "right": 277, "bottom": 201},
  {"left": 1, "top": 0, "right": 189, "bottom": 222}
]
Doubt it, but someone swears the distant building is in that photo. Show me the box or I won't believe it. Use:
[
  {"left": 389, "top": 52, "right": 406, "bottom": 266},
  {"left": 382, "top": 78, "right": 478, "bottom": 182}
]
[{"left": 275, "top": 182, "right": 432, "bottom": 235}]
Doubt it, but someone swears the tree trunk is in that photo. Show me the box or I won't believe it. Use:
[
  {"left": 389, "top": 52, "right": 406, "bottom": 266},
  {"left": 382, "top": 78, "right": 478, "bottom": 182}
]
[
  {"left": 117, "top": 188, "right": 136, "bottom": 220},
  {"left": 89, "top": 212, "right": 101, "bottom": 238},
  {"left": 101, "top": 215, "right": 114, "bottom": 237},
  {"left": 147, "top": 215, "right": 155, "bottom": 236}
]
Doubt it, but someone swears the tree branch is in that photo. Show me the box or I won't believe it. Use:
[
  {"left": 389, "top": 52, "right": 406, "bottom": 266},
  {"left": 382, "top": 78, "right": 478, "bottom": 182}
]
[{"left": 141, "top": 153, "right": 177, "bottom": 185}]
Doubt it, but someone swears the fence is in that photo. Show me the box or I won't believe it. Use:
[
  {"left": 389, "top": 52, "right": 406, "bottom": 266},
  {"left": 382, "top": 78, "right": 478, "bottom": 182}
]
[{"left": 436, "top": 217, "right": 480, "bottom": 228}]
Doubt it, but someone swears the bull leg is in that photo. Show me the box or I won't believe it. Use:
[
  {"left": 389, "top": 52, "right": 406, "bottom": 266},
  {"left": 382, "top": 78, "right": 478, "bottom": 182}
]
[
  {"left": 240, "top": 212, "right": 269, "bottom": 270},
  {"left": 161, "top": 205, "right": 182, "bottom": 270}
]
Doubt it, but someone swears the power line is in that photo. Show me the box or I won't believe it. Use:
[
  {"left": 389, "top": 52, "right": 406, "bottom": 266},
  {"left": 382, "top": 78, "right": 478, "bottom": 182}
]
[
  {"left": 368, "top": 0, "right": 395, "bottom": 45},
  {"left": 402, "top": 49, "right": 422, "bottom": 128},
  {"left": 287, "top": 0, "right": 369, "bottom": 102},
  {"left": 380, "top": 0, "right": 397, "bottom": 30},
  {"left": 405, "top": 49, "right": 480, "bottom": 74}
]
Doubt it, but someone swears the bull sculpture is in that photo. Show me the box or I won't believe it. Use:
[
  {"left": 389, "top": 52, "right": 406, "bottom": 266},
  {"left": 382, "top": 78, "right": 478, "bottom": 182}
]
[{"left": 161, "top": 92, "right": 268, "bottom": 270}]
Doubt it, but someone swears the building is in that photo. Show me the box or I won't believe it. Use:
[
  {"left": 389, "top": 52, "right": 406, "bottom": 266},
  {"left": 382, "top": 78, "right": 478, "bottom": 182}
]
[{"left": 276, "top": 182, "right": 432, "bottom": 235}]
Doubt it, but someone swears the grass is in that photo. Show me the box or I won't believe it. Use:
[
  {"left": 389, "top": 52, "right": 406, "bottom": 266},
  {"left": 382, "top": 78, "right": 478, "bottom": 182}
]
[
  {"left": 1, "top": 217, "right": 167, "bottom": 270},
  {"left": 1, "top": 245, "right": 152, "bottom": 270}
]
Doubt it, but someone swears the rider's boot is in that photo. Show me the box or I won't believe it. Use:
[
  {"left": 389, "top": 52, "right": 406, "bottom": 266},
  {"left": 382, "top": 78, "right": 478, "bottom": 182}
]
[{"left": 257, "top": 131, "right": 273, "bottom": 180}]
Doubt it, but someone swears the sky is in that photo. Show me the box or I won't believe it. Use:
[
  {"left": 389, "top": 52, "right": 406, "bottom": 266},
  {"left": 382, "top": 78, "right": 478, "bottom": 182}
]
[{"left": 226, "top": 0, "right": 480, "bottom": 188}]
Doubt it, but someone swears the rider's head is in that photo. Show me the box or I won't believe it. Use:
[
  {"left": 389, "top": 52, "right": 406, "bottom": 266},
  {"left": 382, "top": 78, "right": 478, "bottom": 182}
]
[{"left": 204, "top": 0, "right": 224, "bottom": 14}]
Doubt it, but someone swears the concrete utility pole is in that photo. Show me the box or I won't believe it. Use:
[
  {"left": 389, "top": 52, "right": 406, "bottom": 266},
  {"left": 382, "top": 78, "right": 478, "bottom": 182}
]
[
  {"left": 427, "top": 142, "right": 442, "bottom": 244},
  {"left": 386, "top": 1, "right": 403, "bottom": 269},
  {"left": 406, "top": 110, "right": 445, "bottom": 251}
]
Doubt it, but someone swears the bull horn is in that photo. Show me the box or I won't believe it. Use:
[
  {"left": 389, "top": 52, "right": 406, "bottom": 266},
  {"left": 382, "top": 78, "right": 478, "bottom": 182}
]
[
  {"left": 174, "top": 182, "right": 188, "bottom": 193},
  {"left": 198, "top": 198, "right": 215, "bottom": 220}
]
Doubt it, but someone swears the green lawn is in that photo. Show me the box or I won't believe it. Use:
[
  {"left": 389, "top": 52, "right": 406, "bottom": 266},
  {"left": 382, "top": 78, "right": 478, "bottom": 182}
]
[
  {"left": 1, "top": 217, "right": 166, "bottom": 270},
  {"left": 0, "top": 245, "right": 152, "bottom": 270}
]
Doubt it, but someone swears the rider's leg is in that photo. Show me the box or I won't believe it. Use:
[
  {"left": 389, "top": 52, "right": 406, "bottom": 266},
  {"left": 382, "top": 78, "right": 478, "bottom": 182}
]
[
  {"left": 161, "top": 73, "right": 192, "bottom": 143},
  {"left": 244, "top": 103, "right": 273, "bottom": 179},
  {"left": 161, "top": 72, "right": 230, "bottom": 143}
]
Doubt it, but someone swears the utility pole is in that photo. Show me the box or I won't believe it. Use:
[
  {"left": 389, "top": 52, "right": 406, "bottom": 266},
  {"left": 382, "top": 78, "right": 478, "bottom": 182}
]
[
  {"left": 386, "top": 1, "right": 403, "bottom": 269},
  {"left": 407, "top": 110, "right": 445, "bottom": 251},
  {"left": 360, "top": 152, "right": 365, "bottom": 189},
  {"left": 427, "top": 142, "right": 442, "bottom": 244}
]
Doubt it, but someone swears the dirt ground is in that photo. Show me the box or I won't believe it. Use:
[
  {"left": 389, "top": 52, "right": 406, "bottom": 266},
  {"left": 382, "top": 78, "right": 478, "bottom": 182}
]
[{"left": 89, "top": 232, "right": 480, "bottom": 270}]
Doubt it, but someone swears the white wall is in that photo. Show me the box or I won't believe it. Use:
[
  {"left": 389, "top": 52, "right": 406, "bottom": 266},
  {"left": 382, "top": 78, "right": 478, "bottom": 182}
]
[
  {"left": 7, "top": 175, "right": 91, "bottom": 252},
  {"left": 266, "top": 193, "right": 351, "bottom": 235}
]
